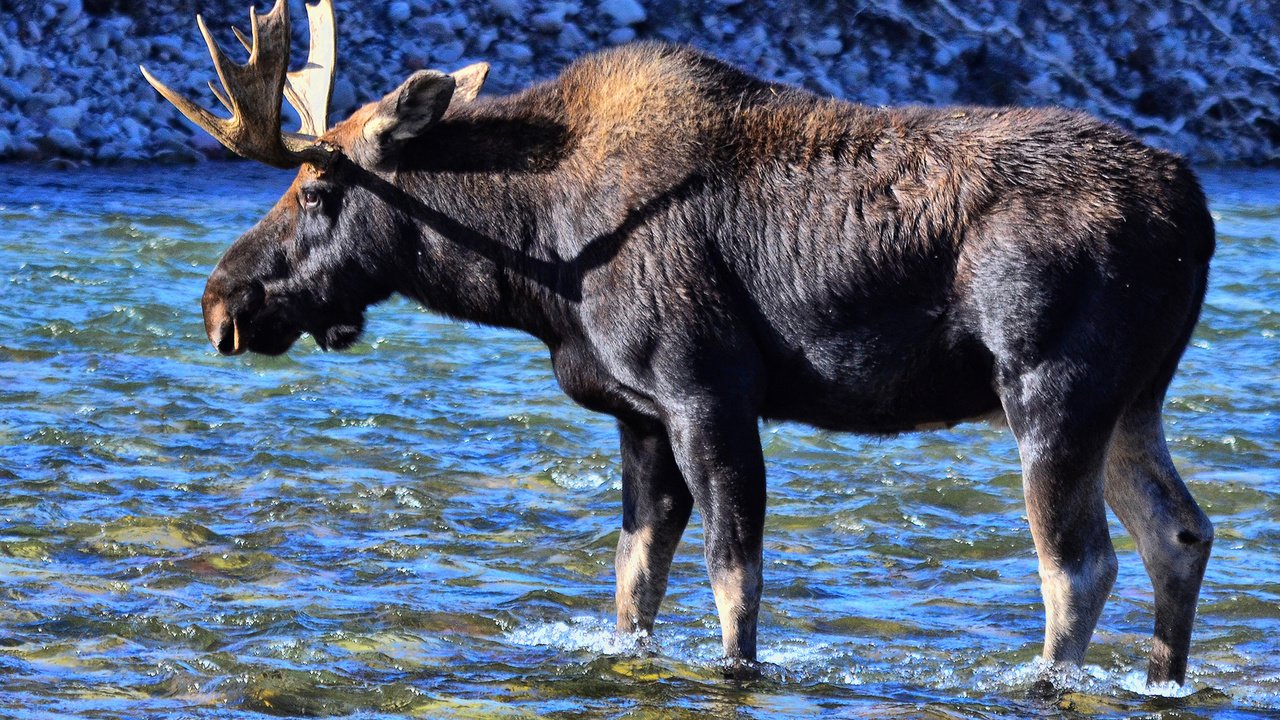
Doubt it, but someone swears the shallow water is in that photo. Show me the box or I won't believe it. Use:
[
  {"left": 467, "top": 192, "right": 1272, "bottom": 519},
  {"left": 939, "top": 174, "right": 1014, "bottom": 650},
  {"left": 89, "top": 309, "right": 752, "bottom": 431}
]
[{"left": 0, "top": 163, "right": 1275, "bottom": 719}]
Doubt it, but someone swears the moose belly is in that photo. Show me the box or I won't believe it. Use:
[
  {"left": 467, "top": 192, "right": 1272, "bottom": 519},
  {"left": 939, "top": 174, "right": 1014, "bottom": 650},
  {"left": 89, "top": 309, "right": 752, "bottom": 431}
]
[{"left": 756, "top": 322, "right": 1001, "bottom": 435}]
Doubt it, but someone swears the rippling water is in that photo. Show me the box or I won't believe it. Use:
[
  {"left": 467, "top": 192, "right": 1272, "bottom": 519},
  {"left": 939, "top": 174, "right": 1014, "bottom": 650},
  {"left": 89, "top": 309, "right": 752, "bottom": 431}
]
[{"left": 0, "top": 163, "right": 1276, "bottom": 718}]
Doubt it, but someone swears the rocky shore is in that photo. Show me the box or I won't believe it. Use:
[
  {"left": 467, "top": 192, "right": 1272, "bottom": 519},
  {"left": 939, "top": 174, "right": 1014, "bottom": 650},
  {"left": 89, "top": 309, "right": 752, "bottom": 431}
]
[{"left": 2, "top": 0, "right": 1277, "bottom": 165}]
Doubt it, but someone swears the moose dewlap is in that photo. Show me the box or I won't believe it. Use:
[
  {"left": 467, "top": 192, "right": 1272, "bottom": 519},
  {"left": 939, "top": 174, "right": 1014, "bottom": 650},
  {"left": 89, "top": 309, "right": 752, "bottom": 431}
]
[{"left": 142, "top": 0, "right": 1214, "bottom": 684}]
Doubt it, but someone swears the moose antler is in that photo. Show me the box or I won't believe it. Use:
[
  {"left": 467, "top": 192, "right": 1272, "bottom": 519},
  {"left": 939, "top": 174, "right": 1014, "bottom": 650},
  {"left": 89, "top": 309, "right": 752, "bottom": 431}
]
[{"left": 139, "top": 0, "right": 337, "bottom": 168}]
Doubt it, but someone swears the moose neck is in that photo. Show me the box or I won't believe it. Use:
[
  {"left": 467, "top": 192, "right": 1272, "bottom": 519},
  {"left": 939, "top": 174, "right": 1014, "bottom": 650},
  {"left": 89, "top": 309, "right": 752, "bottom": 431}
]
[{"left": 382, "top": 102, "right": 581, "bottom": 347}]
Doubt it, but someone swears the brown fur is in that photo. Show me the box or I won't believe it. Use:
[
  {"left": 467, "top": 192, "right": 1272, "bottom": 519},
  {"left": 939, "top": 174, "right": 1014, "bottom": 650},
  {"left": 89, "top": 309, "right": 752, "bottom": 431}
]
[{"left": 199, "top": 41, "right": 1215, "bottom": 683}]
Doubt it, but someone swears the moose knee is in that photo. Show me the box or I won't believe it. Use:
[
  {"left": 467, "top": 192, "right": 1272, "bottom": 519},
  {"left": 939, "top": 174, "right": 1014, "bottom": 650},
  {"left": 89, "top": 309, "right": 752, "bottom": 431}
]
[{"left": 1159, "top": 513, "right": 1213, "bottom": 579}]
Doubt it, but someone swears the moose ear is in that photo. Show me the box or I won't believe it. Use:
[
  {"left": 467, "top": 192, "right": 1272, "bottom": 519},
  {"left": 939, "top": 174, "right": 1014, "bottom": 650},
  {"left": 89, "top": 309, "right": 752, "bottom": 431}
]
[
  {"left": 450, "top": 62, "right": 489, "bottom": 103},
  {"left": 362, "top": 69, "right": 457, "bottom": 158}
]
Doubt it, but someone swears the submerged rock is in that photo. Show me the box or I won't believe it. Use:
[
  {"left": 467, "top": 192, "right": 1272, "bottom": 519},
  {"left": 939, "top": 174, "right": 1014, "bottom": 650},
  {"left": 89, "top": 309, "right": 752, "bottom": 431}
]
[{"left": 601, "top": 0, "right": 646, "bottom": 27}]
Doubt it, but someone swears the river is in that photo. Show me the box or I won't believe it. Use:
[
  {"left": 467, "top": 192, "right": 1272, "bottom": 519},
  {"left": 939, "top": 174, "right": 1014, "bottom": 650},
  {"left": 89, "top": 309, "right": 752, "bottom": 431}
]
[{"left": 0, "top": 164, "right": 1276, "bottom": 718}]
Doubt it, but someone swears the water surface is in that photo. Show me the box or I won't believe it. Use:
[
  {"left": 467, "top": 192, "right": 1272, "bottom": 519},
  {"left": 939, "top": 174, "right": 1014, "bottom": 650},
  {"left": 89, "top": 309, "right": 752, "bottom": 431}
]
[{"left": 0, "top": 164, "right": 1276, "bottom": 718}]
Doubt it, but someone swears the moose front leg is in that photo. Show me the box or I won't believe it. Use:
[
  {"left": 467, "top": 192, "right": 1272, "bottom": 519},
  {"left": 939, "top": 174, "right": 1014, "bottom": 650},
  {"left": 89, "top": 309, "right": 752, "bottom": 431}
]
[
  {"left": 664, "top": 407, "right": 767, "bottom": 670},
  {"left": 615, "top": 421, "right": 694, "bottom": 637}
]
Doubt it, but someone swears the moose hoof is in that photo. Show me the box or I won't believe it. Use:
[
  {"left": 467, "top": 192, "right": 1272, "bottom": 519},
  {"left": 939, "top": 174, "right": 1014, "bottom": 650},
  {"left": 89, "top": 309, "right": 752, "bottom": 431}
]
[{"left": 718, "top": 657, "right": 766, "bottom": 681}]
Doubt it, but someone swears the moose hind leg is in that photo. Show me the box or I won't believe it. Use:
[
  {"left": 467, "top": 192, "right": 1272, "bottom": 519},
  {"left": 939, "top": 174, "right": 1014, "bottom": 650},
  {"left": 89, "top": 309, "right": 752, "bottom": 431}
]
[
  {"left": 1003, "top": 371, "right": 1120, "bottom": 667},
  {"left": 1104, "top": 406, "right": 1212, "bottom": 685}
]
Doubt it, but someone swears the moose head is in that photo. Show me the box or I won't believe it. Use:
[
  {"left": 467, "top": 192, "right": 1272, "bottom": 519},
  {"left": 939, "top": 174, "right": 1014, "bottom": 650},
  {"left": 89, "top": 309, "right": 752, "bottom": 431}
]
[{"left": 141, "top": 0, "right": 488, "bottom": 355}]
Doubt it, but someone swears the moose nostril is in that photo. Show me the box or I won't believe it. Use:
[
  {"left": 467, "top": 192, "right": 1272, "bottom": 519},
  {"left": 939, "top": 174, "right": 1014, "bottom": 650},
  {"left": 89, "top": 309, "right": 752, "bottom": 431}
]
[{"left": 202, "top": 298, "right": 243, "bottom": 356}]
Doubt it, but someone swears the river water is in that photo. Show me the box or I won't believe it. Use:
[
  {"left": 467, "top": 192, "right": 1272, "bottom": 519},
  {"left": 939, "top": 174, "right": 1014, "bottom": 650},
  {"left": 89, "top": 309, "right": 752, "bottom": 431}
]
[{"left": 0, "top": 164, "right": 1275, "bottom": 719}]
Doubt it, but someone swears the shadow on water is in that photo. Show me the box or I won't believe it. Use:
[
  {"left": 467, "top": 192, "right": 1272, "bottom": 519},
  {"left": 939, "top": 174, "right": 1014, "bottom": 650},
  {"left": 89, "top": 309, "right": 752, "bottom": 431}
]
[{"left": 0, "top": 164, "right": 1277, "bottom": 718}]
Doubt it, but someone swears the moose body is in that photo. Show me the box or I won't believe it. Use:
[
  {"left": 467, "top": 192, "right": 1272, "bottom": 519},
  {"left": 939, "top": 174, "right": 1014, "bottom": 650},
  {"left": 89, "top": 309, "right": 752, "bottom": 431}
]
[{"left": 144, "top": 1, "right": 1215, "bottom": 685}]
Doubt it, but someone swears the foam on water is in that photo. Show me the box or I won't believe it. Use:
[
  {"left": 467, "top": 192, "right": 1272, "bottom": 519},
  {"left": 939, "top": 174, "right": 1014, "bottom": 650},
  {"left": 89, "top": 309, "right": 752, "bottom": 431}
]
[
  {"left": 505, "top": 615, "right": 645, "bottom": 656},
  {"left": 501, "top": 614, "right": 1261, "bottom": 711}
]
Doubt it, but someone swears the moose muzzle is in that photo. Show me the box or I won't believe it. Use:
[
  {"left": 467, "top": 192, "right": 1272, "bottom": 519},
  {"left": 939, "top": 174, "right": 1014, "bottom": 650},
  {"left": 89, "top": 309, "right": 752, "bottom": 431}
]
[{"left": 202, "top": 271, "right": 264, "bottom": 356}]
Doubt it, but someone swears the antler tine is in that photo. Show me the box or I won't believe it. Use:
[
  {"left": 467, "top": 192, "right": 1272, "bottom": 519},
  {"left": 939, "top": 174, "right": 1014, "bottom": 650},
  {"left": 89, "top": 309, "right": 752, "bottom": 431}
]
[
  {"left": 139, "top": 0, "right": 335, "bottom": 169},
  {"left": 284, "top": 0, "right": 337, "bottom": 137},
  {"left": 195, "top": 13, "right": 240, "bottom": 114},
  {"left": 231, "top": 25, "right": 252, "bottom": 54},
  {"left": 207, "top": 80, "right": 233, "bottom": 114}
]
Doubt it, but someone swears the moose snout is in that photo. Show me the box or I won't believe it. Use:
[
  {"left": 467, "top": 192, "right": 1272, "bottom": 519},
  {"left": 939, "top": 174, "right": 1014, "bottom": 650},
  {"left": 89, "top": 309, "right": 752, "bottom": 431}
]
[{"left": 202, "top": 271, "right": 264, "bottom": 356}]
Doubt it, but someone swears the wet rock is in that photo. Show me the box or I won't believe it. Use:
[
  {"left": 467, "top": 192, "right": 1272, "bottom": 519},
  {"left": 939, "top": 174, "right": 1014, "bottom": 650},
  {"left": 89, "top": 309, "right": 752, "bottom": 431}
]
[
  {"left": 601, "top": 0, "right": 645, "bottom": 26},
  {"left": 330, "top": 77, "right": 357, "bottom": 114},
  {"left": 47, "top": 103, "right": 83, "bottom": 129},
  {"left": 432, "top": 40, "right": 466, "bottom": 64},
  {"left": 558, "top": 22, "right": 587, "bottom": 51},
  {"left": 607, "top": 27, "right": 636, "bottom": 44},
  {"left": 809, "top": 38, "right": 843, "bottom": 57},
  {"left": 531, "top": 9, "right": 566, "bottom": 33},
  {"left": 496, "top": 42, "right": 533, "bottom": 63},
  {"left": 387, "top": 2, "right": 412, "bottom": 23},
  {"left": 421, "top": 17, "right": 454, "bottom": 43},
  {"left": 0, "top": 77, "right": 31, "bottom": 104},
  {"left": 490, "top": 0, "right": 524, "bottom": 20},
  {"left": 43, "top": 126, "right": 82, "bottom": 156},
  {"left": 149, "top": 34, "right": 184, "bottom": 60}
]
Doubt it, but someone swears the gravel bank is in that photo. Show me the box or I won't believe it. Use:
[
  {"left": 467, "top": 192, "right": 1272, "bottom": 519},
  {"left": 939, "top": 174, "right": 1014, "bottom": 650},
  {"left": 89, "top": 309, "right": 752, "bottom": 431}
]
[{"left": 2, "top": 0, "right": 1277, "bottom": 165}]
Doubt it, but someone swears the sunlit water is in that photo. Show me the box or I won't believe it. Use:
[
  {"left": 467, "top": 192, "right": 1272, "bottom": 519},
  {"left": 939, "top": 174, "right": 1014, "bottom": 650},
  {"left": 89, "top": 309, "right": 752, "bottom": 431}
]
[{"left": 0, "top": 163, "right": 1275, "bottom": 719}]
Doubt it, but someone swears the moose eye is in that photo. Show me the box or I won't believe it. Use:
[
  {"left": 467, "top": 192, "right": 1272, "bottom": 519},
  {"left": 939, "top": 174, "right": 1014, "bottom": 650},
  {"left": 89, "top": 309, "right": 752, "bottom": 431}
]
[{"left": 299, "top": 188, "right": 322, "bottom": 209}]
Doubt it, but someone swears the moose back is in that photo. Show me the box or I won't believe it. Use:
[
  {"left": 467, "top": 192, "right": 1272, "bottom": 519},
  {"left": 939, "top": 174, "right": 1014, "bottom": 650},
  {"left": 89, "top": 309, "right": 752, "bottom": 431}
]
[{"left": 142, "top": 0, "right": 1215, "bottom": 683}]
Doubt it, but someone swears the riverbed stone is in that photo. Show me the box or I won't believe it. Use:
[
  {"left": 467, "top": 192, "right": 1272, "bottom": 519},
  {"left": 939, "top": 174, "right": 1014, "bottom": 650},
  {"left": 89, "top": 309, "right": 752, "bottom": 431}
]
[
  {"left": 809, "top": 38, "right": 843, "bottom": 57},
  {"left": 606, "top": 27, "right": 635, "bottom": 45},
  {"left": 601, "top": 0, "right": 645, "bottom": 26},
  {"left": 387, "top": 2, "right": 412, "bottom": 23},
  {"left": 331, "top": 77, "right": 356, "bottom": 114},
  {"left": 44, "top": 126, "right": 81, "bottom": 155},
  {"left": 0, "top": 77, "right": 30, "bottom": 104},
  {"left": 497, "top": 42, "right": 534, "bottom": 63},
  {"left": 490, "top": 0, "right": 524, "bottom": 20},
  {"left": 1, "top": 0, "right": 1277, "bottom": 165},
  {"left": 432, "top": 40, "right": 466, "bottom": 64},
  {"left": 47, "top": 103, "right": 83, "bottom": 130}
]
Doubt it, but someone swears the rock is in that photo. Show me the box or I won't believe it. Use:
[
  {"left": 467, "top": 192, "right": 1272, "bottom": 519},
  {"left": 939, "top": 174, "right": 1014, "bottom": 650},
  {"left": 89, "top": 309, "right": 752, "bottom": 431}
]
[
  {"left": 421, "top": 17, "right": 453, "bottom": 43},
  {"left": 0, "top": 77, "right": 30, "bottom": 103},
  {"left": 1026, "top": 73, "right": 1060, "bottom": 98},
  {"left": 60, "top": 0, "right": 83, "bottom": 23},
  {"left": 432, "top": 40, "right": 465, "bottom": 64},
  {"left": 44, "top": 126, "right": 81, "bottom": 155},
  {"left": 490, "top": 0, "right": 523, "bottom": 20},
  {"left": 473, "top": 28, "right": 499, "bottom": 53},
  {"left": 120, "top": 117, "right": 144, "bottom": 143},
  {"left": 87, "top": 25, "right": 110, "bottom": 51},
  {"left": 0, "top": 128, "right": 11, "bottom": 156},
  {"left": 557, "top": 22, "right": 587, "bottom": 51},
  {"left": 95, "top": 140, "right": 125, "bottom": 162},
  {"left": 402, "top": 51, "right": 429, "bottom": 71},
  {"left": 601, "top": 0, "right": 645, "bottom": 26},
  {"left": 331, "top": 77, "right": 357, "bottom": 113},
  {"left": 387, "top": 2, "right": 412, "bottom": 23},
  {"left": 496, "top": 42, "right": 533, "bottom": 63},
  {"left": 607, "top": 27, "right": 636, "bottom": 44},
  {"left": 530, "top": 10, "right": 565, "bottom": 33},
  {"left": 149, "top": 34, "right": 184, "bottom": 59},
  {"left": 47, "top": 103, "right": 83, "bottom": 130},
  {"left": 809, "top": 38, "right": 843, "bottom": 57}
]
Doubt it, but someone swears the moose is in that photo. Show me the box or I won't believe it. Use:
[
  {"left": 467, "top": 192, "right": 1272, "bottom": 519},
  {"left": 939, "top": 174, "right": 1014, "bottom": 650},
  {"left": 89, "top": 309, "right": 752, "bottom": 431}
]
[{"left": 142, "top": 0, "right": 1215, "bottom": 684}]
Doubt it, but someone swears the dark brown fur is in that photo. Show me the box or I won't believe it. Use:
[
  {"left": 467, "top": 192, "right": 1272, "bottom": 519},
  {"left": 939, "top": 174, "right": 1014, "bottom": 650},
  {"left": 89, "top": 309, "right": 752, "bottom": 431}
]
[{"left": 199, "top": 42, "right": 1215, "bottom": 683}]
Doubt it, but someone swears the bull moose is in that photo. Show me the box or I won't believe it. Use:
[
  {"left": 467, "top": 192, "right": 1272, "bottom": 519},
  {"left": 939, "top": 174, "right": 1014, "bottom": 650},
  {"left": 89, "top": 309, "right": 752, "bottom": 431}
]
[{"left": 141, "top": 0, "right": 1215, "bottom": 684}]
